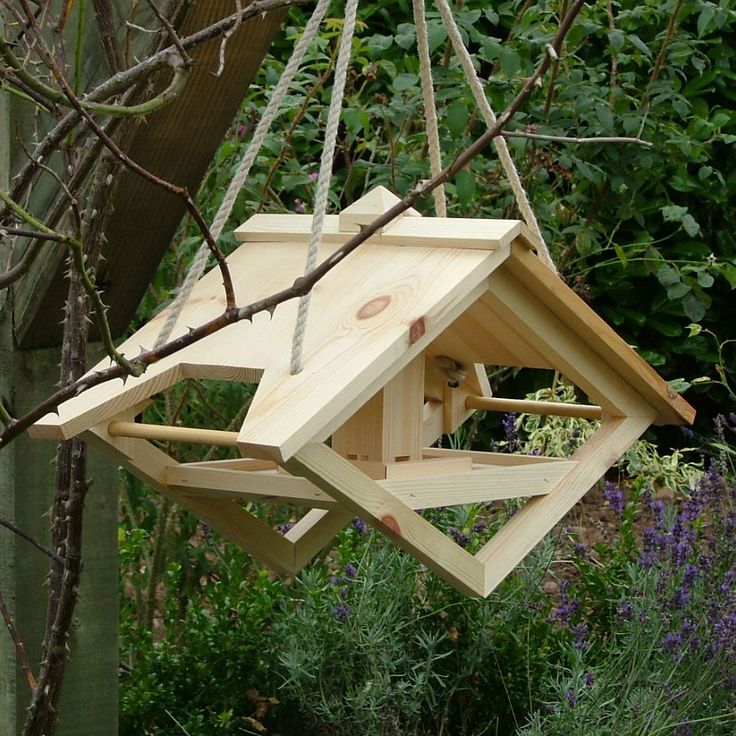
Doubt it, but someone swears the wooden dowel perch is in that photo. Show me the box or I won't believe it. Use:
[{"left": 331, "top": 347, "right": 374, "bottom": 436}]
[
  {"left": 107, "top": 421, "right": 240, "bottom": 447},
  {"left": 465, "top": 395, "right": 602, "bottom": 420}
]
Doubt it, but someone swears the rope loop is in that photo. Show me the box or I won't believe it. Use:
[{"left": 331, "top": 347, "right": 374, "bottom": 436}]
[{"left": 289, "top": 0, "right": 360, "bottom": 375}]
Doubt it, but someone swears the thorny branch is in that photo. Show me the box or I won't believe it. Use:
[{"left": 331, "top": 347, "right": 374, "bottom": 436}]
[
  {"left": 0, "top": 589, "right": 36, "bottom": 690},
  {"left": 0, "top": 0, "right": 588, "bottom": 451}
]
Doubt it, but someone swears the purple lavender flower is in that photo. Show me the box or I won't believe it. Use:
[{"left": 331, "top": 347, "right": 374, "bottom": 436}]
[
  {"left": 448, "top": 527, "right": 470, "bottom": 548},
  {"left": 333, "top": 602, "right": 351, "bottom": 622},
  {"left": 344, "top": 563, "right": 357, "bottom": 579},
  {"left": 574, "top": 542, "right": 589, "bottom": 559},
  {"left": 294, "top": 198, "right": 306, "bottom": 214},
  {"left": 603, "top": 480, "right": 624, "bottom": 517},
  {"left": 329, "top": 576, "right": 341, "bottom": 586},
  {"left": 472, "top": 519, "right": 488, "bottom": 534},
  {"left": 352, "top": 518, "right": 368, "bottom": 535},
  {"left": 662, "top": 631, "right": 683, "bottom": 656},
  {"left": 572, "top": 622, "right": 590, "bottom": 650},
  {"left": 276, "top": 522, "right": 293, "bottom": 535},
  {"left": 583, "top": 672, "right": 594, "bottom": 688},
  {"left": 616, "top": 600, "right": 634, "bottom": 621},
  {"left": 565, "top": 689, "right": 577, "bottom": 707},
  {"left": 502, "top": 412, "right": 518, "bottom": 450},
  {"left": 502, "top": 411, "right": 516, "bottom": 438}
]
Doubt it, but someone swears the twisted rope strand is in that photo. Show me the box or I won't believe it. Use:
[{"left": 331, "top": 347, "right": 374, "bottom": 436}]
[
  {"left": 435, "top": 0, "right": 556, "bottom": 271},
  {"left": 413, "top": 0, "right": 446, "bottom": 216},
  {"left": 289, "top": 0, "right": 360, "bottom": 374},
  {"left": 154, "top": 0, "right": 332, "bottom": 348}
]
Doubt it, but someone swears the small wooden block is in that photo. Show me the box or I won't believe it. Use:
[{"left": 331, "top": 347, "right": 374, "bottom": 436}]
[{"left": 338, "top": 186, "right": 421, "bottom": 233}]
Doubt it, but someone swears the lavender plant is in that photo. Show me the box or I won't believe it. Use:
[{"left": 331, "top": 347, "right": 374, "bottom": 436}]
[{"left": 520, "top": 437, "right": 736, "bottom": 735}]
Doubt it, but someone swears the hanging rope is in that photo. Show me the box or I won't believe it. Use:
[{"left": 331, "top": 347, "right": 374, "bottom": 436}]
[
  {"left": 413, "top": 0, "right": 446, "bottom": 217},
  {"left": 153, "top": 0, "right": 333, "bottom": 348},
  {"left": 289, "top": 0, "right": 360, "bottom": 375},
  {"left": 434, "top": 0, "right": 556, "bottom": 271}
]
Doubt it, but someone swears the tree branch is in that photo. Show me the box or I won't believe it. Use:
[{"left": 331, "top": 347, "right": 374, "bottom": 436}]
[{"left": 502, "top": 130, "right": 653, "bottom": 146}]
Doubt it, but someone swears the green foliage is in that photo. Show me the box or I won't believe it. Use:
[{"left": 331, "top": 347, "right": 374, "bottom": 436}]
[{"left": 119, "top": 2, "right": 736, "bottom": 734}]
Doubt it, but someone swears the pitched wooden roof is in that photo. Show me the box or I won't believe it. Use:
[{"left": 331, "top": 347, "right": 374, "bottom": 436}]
[{"left": 31, "top": 186, "right": 694, "bottom": 459}]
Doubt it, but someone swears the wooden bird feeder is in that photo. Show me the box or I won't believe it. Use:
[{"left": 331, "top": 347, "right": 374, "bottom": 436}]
[{"left": 30, "top": 186, "right": 695, "bottom": 597}]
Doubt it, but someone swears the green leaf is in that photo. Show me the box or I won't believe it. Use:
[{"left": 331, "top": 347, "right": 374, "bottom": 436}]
[
  {"left": 393, "top": 73, "right": 418, "bottom": 92},
  {"left": 681, "top": 214, "right": 700, "bottom": 237},
  {"left": 648, "top": 317, "right": 682, "bottom": 337},
  {"left": 499, "top": 48, "right": 521, "bottom": 78},
  {"left": 697, "top": 5, "right": 715, "bottom": 37},
  {"left": 717, "top": 262, "right": 736, "bottom": 289},
  {"left": 427, "top": 23, "right": 447, "bottom": 53},
  {"left": 395, "top": 23, "right": 415, "bottom": 50},
  {"left": 596, "top": 106, "right": 614, "bottom": 130},
  {"left": 367, "top": 34, "right": 393, "bottom": 53},
  {"left": 628, "top": 35, "right": 653, "bottom": 57},
  {"left": 667, "top": 378, "right": 691, "bottom": 394},
  {"left": 656, "top": 264, "right": 681, "bottom": 288},
  {"left": 613, "top": 243, "right": 628, "bottom": 267},
  {"left": 639, "top": 349, "right": 666, "bottom": 366},
  {"left": 686, "top": 323, "right": 703, "bottom": 337},
  {"left": 608, "top": 29, "right": 624, "bottom": 53},
  {"left": 379, "top": 59, "right": 397, "bottom": 78},
  {"left": 683, "top": 293, "right": 707, "bottom": 322},
  {"left": 696, "top": 271, "right": 714, "bottom": 288},
  {"left": 446, "top": 100, "right": 469, "bottom": 137},
  {"left": 455, "top": 169, "right": 476, "bottom": 207},
  {"left": 661, "top": 204, "right": 688, "bottom": 222},
  {"left": 667, "top": 282, "right": 691, "bottom": 300}
]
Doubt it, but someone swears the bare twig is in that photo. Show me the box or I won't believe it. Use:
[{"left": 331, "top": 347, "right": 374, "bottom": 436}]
[
  {"left": 144, "top": 0, "right": 191, "bottom": 65},
  {"left": 0, "top": 589, "right": 36, "bottom": 691},
  {"left": 0, "top": 0, "right": 588, "bottom": 451},
  {"left": 213, "top": 0, "right": 243, "bottom": 77},
  {"left": 0, "top": 226, "right": 69, "bottom": 242},
  {"left": 0, "top": 515, "right": 63, "bottom": 564},
  {"left": 606, "top": 0, "right": 618, "bottom": 103},
  {"left": 503, "top": 130, "right": 653, "bottom": 147}
]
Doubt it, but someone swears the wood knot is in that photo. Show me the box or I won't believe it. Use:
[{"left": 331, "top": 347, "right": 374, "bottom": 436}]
[
  {"left": 380, "top": 514, "right": 400, "bottom": 535},
  {"left": 357, "top": 294, "right": 391, "bottom": 320},
  {"left": 409, "top": 317, "right": 426, "bottom": 345}
]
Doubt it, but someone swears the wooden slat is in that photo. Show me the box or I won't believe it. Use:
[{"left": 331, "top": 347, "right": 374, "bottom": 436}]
[
  {"left": 422, "top": 447, "right": 572, "bottom": 465},
  {"left": 167, "top": 464, "right": 335, "bottom": 508},
  {"left": 288, "top": 443, "right": 486, "bottom": 596},
  {"left": 477, "top": 415, "right": 653, "bottom": 595},
  {"left": 234, "top": 213, "right": 526, "bottom": 250},
  {"left": 380, "top": 460, "right": 577, "bottom": 506}
]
